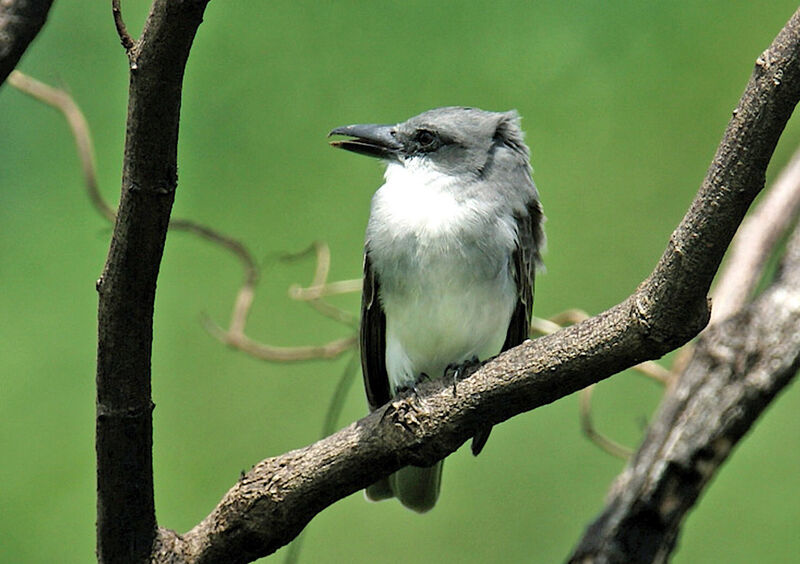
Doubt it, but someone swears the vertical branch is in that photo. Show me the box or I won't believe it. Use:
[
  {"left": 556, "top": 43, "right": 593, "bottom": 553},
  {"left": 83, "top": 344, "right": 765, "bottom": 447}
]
[{"left": 95, "top": 1, "right": 209, "bottom": 562}]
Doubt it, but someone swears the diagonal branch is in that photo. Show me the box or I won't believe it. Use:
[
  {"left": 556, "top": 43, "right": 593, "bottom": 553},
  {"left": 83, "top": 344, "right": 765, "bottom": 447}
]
[
  {"left": 0, "top": 0, "right": 53, "bottom": 86},
  {"left": 568, "top": 212, "right": 800, "bottom": 564},
  {"left": 149, "top": 8, "right": 800, "bottom": 562}
]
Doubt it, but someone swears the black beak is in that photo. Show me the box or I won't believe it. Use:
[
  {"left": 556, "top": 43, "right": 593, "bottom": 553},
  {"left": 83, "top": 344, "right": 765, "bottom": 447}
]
[{"left": 328, "top": 123, "right": 401, "bottom": 160}]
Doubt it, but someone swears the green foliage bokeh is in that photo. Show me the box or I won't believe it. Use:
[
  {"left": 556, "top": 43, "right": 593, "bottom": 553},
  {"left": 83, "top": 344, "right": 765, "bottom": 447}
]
[{"left": 1, "top": 2, "right": 799, "bottom": 562}]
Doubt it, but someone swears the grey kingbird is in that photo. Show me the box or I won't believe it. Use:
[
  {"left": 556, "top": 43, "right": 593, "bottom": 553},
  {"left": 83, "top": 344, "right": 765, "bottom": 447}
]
[{"left": 330, "top": 106, "right": 545, "bottom": 512}]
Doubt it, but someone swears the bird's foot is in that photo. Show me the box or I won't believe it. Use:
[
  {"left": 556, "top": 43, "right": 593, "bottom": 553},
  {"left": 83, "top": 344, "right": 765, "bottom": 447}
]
[
  {"left": 397, "top": 373, "right": 430, "bottom": 399},
  {"left": 445, "top": 356, "right": 482, "bottom": 397}
]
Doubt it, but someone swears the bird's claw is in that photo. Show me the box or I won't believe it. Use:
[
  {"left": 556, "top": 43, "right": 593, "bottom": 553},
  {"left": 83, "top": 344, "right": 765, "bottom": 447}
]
[{"left": 446, "top": 356, "right": 481, "bottom": 397}]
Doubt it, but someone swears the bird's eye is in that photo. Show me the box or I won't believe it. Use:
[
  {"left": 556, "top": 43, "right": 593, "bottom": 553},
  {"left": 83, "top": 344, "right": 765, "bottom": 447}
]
[{"left": 415, "top": 129, "right": 438, "bottom": 149}]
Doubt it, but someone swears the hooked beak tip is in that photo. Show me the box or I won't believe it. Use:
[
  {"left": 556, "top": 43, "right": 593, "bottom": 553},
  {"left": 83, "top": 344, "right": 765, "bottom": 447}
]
[{"left": 327, "top": 123, "right": 400, "bottom": 159}]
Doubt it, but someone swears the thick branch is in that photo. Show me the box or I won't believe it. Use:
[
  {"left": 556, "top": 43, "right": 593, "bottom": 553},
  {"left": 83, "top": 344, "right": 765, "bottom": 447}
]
[
  {"left": 568, "top": 217, "right": 800, "bottom": 564},
  {"left": 565, "top": 11, "right": 800, "bottom": 562},
  {"left": 0, "top": 0, "right": 53, "bottom": 86},
  {"left": 144, "top": 10, "right": 800, "bottom": 562},
  {"left": 95, "top": 1, "right": 209, "bottom": 562},
  {"left": 636, "top": 7, "right": 800, "bottom": 343}
]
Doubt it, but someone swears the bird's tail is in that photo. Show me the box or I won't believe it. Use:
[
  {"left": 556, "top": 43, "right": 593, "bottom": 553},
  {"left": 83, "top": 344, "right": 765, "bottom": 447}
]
[{"left": 365, "top": 461, "right": 443, "bottom": 513}]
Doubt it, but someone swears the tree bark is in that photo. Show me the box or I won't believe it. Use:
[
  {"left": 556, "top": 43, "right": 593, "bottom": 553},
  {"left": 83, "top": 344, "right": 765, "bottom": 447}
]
[
  {"left": 0, "top": 0, "right": 54, "bottom": 86},
  {"left": 567, "top": 9, "right": 800, "bottom": 561},
  {"left": 568, "top": 221, "right": 800, "bottom": 563},
  {"left": 95, "top": 1, "right": 209, "bottom": 562}
]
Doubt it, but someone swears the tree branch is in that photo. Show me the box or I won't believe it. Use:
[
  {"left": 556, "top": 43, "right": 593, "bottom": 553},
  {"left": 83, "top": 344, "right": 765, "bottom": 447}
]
[
  {"left": 568, "top": 212, "right": 800, "bottom": 564},
  {"left": 111, "top": 0, "right": 135, "bottom": 52},
  {"left": 95, "top": 1, "right": 209, "bottom": 562},
  {"left": 145, "top": 10, "right": 800, "bottom": 561},
  {"left": 0, "top": 0, "right": 53, "bottom": 86},
  {"left": 711, "top": 143, "right": 800, "bottom": 323},
  {"left": 7, "top": 70, "right": 117, "bottom": 221},
  {"left": 8, "top": 67, "right": 355, "bottom": 365}
]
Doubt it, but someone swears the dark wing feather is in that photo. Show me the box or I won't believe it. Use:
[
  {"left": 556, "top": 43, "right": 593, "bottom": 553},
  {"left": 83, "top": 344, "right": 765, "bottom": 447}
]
[
  {"left": 360, "top": 251, "right": 390, "bottom": 412},
  {"left": 472, "top": 196, "right": 544, "bottom": 456},
  {"left": 502, "top": 197, "right": 544, "bottom": 352}
]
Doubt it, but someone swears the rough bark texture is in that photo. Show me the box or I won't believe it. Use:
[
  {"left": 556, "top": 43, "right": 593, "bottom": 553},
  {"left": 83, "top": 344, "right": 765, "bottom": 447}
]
[
  {"left": 568, "top": 221, "right": 800, "bottom": 564},
  {"left": 0, "top": 0, "right": 53, "bottom": 86},
  {"left": 95, "top": 1, "right": 209, "bottom": 562}
]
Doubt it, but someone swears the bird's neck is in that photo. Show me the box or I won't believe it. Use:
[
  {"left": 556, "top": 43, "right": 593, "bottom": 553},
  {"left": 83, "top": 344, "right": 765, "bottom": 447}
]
[{"left": 371, "top": 161, "right": 476, "bottom": 239}]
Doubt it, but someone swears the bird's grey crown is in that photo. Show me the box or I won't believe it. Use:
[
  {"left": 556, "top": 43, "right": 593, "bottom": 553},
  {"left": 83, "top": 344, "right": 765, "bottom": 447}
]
[
  {"left": 391, "top": 106, "right": 530, "bottom": 178},
  {"left": 398, "top": 106, "right": 528, "bottom": 157}
]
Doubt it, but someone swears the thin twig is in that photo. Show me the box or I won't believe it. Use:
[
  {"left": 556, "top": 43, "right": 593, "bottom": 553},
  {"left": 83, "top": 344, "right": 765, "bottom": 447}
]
[
  {"left": 579, "top": 385, "right": 633, "bottom": 460},
  {"left": 8, "top": 71, "right": 116, "bottom": 222},
  {"left": 202, "top": 317, "right": 356, "bottom": 361},
  {"left": 169, "top": 218, "right": 259, "bottom": 335},
  {"left": 111, "top": 0, "right": 135, "bottom": 51},
  {"left": 533, "top": 308, "right": 671, "bottom": 456},
  {"left": 284, "top": 242, "right": 358, "bottom": 326},
  {"left": 289, "top": 278, "right": 363, "bottom": 299}
]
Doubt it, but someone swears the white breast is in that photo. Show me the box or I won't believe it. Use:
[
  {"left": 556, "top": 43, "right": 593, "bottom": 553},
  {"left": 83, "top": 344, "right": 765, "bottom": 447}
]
[{"left": 367, "top": 160, "right": 518, "bottom": 392}]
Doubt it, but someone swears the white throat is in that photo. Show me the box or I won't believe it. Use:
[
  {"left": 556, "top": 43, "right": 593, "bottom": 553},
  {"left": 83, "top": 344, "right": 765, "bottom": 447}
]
[{"left": 374, "top": 160, "right": 473, "bottom": 238}]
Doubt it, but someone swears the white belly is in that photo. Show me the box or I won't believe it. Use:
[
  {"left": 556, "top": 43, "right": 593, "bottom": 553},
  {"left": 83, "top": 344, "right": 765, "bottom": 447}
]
[
  {"left": 382, "top": 270, "right": 515, "bottom": 392},
  {"left": 367, "top": 160, "right": 519, "bottom": 392}
]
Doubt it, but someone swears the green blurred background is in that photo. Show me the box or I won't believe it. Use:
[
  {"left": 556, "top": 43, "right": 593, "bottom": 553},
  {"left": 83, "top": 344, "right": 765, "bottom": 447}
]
[{"left": 2, "top": 2, "right": 799, "bottom": 562}]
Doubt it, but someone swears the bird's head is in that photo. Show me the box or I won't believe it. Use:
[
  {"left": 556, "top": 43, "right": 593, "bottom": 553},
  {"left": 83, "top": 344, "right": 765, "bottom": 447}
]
[{"left": 329, "top": 106, "right": 528, "bottom": 178}]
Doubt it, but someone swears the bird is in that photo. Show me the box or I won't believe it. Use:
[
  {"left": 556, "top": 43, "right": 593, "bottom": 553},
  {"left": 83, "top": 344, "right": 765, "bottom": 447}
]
[{"left": 329, "top": 106, "right": 544, "bottom": 512}]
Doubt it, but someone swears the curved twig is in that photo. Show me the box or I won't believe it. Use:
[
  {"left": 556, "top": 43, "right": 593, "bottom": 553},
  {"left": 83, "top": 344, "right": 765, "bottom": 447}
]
[
  {"left": 202, "top": 317, "right": 356, "bottom": 361},
  {"left": 533, "top": 308, "right": 671, "bottom": 455},
  {"left": 11, "top": 68, "right": 356, "bottom": 363},
  {"left": 284, "top": 242, "right": 358, "bottom": 327},
  {"left": 579, "top": 385, "right": 633, "bottom": 460},
  {"left": 8, "top": 71, "right": 116, "bottom": 222},
  {"left": 111, "top": 0, "right": 135, "bottom": 52}
]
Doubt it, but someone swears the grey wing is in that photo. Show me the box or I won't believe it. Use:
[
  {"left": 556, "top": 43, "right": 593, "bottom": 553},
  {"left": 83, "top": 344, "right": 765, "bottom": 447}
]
[
  {"left": 502, "top": 196, "right": 544, "bottom": 351},
  {"left": 360, "top": 251, "right": 390, "bottom": 412}
]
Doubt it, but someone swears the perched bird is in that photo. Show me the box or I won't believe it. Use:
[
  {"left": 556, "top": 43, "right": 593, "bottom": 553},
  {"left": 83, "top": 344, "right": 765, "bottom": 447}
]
[{"left": 330, "top": 106, "right": 544, "bottom": 512}]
